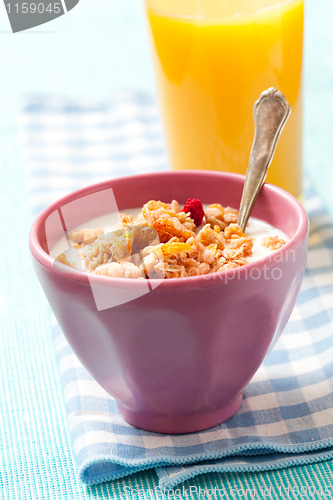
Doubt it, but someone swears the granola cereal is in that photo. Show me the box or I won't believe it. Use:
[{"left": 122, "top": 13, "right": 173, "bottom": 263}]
[
  {"left": 261, "top": 235, "right": 286, "bottom": 251},
  {"left": 54, "top": 199, "right": 287, "bottom": 279}
]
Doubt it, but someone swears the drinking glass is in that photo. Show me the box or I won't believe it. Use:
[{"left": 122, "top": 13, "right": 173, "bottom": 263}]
[{"left": 146, "top": 0, "right": 304, "bottom": 198}]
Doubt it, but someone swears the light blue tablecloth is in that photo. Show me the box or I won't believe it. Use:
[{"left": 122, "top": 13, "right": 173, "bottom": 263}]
[{"left": 19, "top": 93, "right": 333, "bottom": 490}]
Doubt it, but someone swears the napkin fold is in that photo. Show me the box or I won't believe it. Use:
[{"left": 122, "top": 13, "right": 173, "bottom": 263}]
[{"left": 21, "top": 94, "right": 333, "bottom": 489}]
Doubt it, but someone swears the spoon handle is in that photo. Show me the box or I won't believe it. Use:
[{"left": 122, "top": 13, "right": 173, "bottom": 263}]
[{"left": 237, "top": 88, "right": 291, "bottom": 231}]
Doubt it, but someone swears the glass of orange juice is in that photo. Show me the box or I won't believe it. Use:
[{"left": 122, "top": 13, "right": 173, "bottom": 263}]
[{"left": 146, "top": 0, "right": 304, "bottom": 198}]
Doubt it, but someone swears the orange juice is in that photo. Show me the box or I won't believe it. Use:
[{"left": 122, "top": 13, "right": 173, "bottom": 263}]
[{"left": 147, "top": 0, "right": 303, "bottom": 197}]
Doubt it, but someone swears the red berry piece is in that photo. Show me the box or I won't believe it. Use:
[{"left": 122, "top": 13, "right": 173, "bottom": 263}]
[{"left": 183, "top": 198, "right": 205, "bottom": 226}]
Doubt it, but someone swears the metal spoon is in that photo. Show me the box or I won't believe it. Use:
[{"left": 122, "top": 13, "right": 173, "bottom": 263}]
[{"left": 237, "top": 87, "right": 291, "bottom": 231}]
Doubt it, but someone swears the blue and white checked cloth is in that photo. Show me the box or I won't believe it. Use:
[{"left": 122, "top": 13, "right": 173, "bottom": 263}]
[{"left": 21, "top": 94, "right": 333, "bottom": 489}]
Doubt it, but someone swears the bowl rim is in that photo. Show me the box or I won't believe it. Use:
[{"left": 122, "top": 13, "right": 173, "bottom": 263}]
[{"left": 29, "top": 170, "right": 309, "bottom": 288}]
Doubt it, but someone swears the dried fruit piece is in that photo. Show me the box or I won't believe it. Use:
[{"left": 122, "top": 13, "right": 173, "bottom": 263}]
[
  {"left": 161, "top": 242, "right": 193, "bottom": 255},
  {"left": 183, "top": 198, "right": 205, "bottom": 226},
  {"left": 55, "top": 253, "right": 72, "bottom": 267}
]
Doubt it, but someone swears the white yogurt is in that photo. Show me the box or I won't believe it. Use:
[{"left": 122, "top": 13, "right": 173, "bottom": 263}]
[{"left": 244, "top": 217, "right": 288, "bottom": 263}]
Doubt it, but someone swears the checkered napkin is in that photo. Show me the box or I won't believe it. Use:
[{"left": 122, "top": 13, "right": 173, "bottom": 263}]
[{"left": 21, "top": 94, "right": 333, "bottom": 489}]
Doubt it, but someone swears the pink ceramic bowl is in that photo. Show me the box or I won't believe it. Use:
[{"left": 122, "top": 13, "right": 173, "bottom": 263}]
[{"left": 29, "top": 171, "right": 308, "bottom": 434}]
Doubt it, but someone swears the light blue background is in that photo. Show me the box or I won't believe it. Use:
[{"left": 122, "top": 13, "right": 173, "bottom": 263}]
[
  {"left": 0, "top": 1, "right": 155, "bottom": 128},
  {"left": 0, "top": 1, "right": 333, "bottom": 499},
  {"left": 0, "top": 0, "right": 332, "bottom": 208}
]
